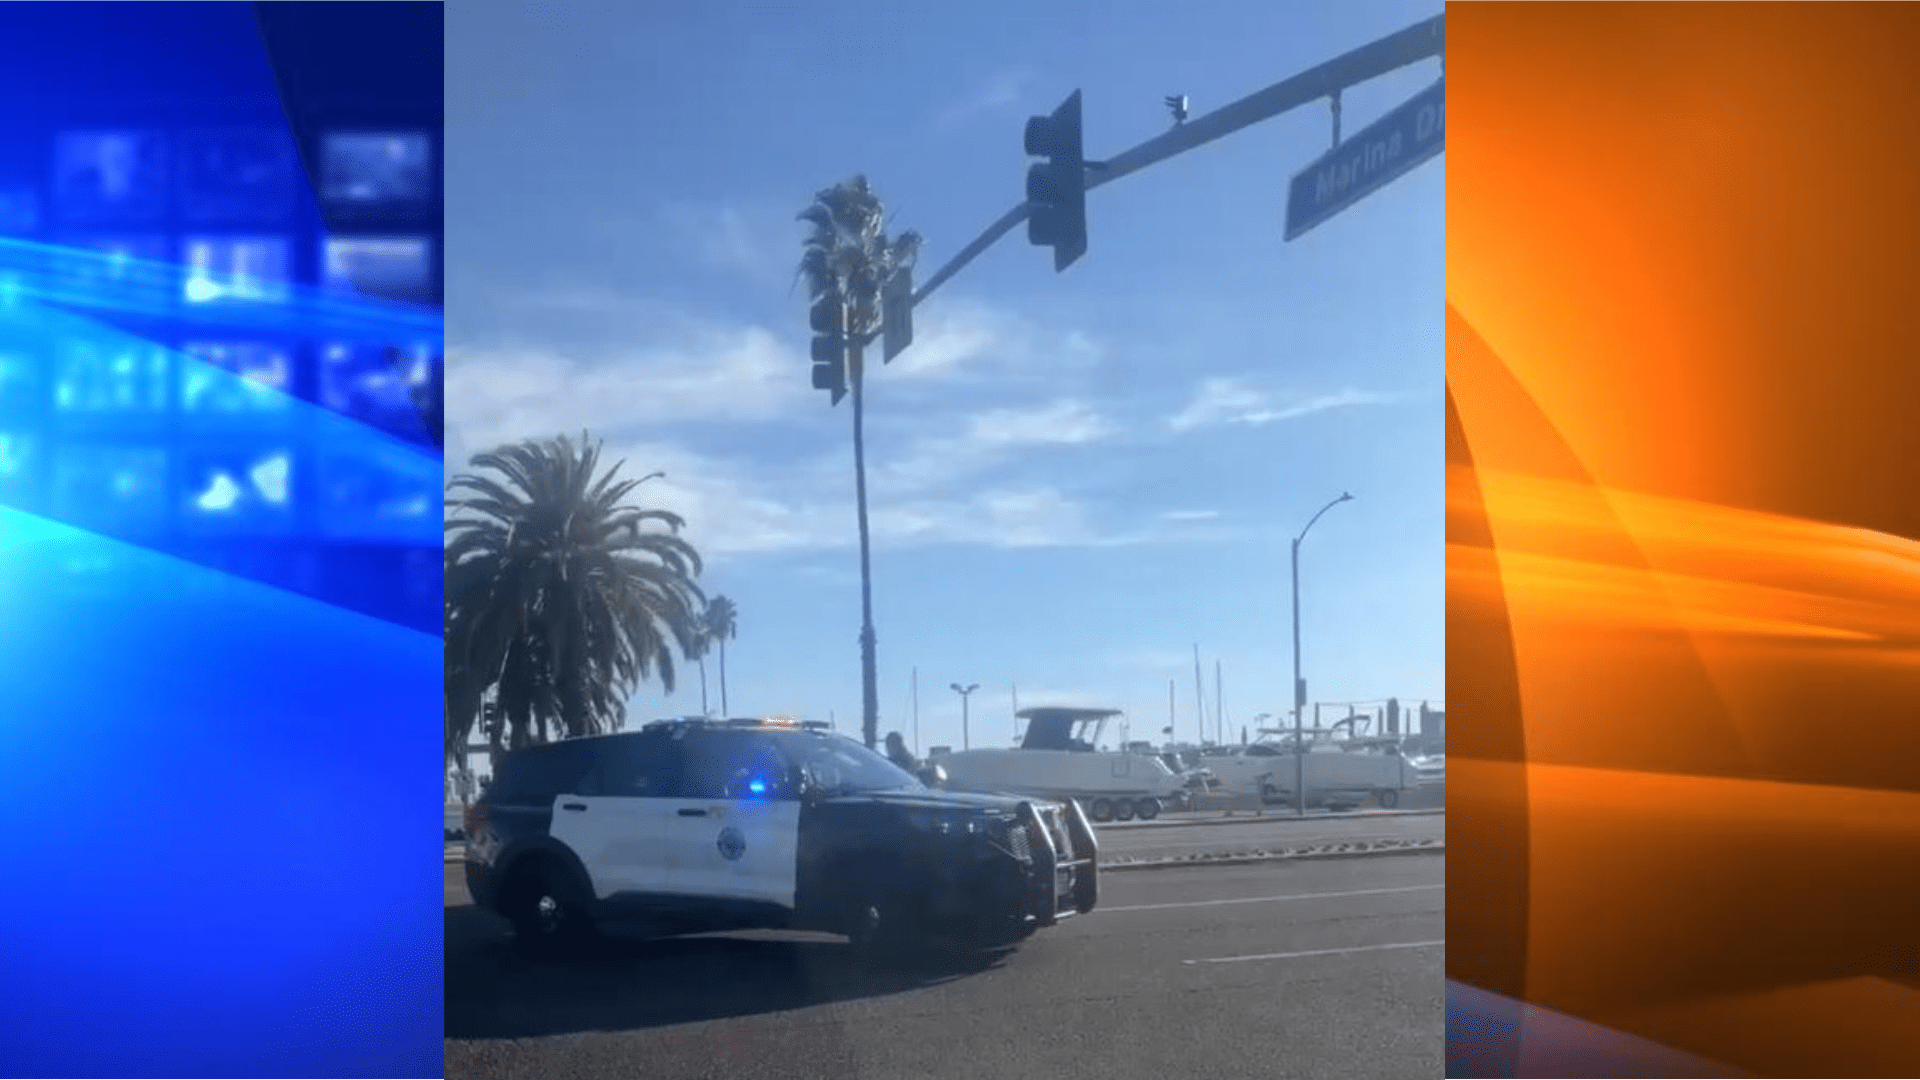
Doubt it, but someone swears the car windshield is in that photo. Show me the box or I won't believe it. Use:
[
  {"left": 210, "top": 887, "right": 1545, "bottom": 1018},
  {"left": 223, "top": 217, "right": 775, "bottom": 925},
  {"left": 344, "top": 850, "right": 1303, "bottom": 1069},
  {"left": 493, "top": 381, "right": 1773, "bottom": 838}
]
[{"left": 771, "top": 730, "right": 922, "bottom": 795}]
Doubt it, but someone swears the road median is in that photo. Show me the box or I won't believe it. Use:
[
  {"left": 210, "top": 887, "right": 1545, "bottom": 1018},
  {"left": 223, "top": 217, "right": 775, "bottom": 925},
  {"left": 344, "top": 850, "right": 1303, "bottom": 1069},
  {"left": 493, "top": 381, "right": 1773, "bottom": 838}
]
[
  {"left": 1102, "top": 836, "right": 1444, "bottom": 872},
  {"left": 1101, "top": 806, "right": 1444, "bottom": 831}
]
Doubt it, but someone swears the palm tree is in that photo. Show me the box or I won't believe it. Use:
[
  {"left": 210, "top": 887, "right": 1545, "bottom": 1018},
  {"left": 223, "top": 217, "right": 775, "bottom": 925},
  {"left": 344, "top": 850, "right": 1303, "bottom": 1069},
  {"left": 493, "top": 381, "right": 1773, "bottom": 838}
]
[
  {"left": 695, "top": 626, "right": 711, "bottom": 716},
  {"left": 444, "top": 432, "right": 706, "bottom": 770},
  {"left": 797, "top": 174, "right": 922, "bottom": 749},
  {"left": 704, "top": 595, "right": 738, "bottom": 716}
]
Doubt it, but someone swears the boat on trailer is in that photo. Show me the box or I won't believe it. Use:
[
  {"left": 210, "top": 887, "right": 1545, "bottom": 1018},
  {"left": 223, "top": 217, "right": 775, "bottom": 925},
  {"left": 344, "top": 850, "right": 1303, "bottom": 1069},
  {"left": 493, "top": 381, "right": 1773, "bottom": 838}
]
[{"left": 931, "top": 706, "right": 1187, "bottom": 823}]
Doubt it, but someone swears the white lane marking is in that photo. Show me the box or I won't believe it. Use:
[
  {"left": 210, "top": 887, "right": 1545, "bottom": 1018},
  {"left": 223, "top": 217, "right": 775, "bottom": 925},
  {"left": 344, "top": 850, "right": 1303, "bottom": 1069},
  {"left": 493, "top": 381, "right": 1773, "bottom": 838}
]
[
  {"left": 1185, "top": 939, "right": 1445, "bottom": 966},
  {"left": 1102, "top": 883, "right": 1442, "bottom": 914}
]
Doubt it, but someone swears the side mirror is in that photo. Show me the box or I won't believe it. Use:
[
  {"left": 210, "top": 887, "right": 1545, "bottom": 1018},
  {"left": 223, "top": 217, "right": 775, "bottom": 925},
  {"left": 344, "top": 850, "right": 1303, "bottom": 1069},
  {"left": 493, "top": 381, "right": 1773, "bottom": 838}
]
[{"left": 918, "top": 764, "right": 948, "bottom": 788}]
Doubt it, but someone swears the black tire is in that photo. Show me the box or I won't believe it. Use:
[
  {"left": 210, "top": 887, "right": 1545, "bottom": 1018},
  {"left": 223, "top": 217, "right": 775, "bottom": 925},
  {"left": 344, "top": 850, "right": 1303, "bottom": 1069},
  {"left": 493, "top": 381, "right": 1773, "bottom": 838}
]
[
  {"left": 1375, "top": 787, "right": 1400, "bottom": 809},
  {"left": 1111, "top": 798, "right": 1136, "bottom": 822},
  {"left": 506, "top": 861, "right": 597, "bottom": 959},
  {"left": 1135, "top": 797, "right": 1162, "bottom": 821},
  {"left": 845, "top": 889, "right": 931, "bottom": 966},
  {"left": 1087, "top": 798, "right": 1114, "bottom": 823}
]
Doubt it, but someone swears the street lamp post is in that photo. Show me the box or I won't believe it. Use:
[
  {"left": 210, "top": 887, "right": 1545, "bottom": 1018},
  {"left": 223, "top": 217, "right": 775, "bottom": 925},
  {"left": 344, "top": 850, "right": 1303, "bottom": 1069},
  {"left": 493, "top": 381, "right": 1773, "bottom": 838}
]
[
  {"left": 951, "top": 683, "right": 979, "bottom": 750},
  {"left": 1291, "top": 491, "right": 1353, "bottom": 817}
]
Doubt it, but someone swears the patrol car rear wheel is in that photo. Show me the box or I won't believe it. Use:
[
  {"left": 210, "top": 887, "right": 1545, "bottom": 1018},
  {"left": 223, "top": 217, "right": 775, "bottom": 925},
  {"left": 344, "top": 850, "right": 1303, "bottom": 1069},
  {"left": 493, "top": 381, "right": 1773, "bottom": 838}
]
[
  {"left": 507, "top": 864, "right": 596, "bottom": 958},
  {"left": 1375, "top": 787, "right": 1400, "bottom": 809}
]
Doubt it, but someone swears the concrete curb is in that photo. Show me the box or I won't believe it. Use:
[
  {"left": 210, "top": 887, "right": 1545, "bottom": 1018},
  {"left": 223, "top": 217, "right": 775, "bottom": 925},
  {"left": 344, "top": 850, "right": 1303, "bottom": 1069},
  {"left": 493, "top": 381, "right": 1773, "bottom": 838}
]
[
  {"left": 1099, "top": 807, "right": 1444, "bottom": 832},
  {"left": 1102, "top": 840, "right": 1445, "bottom": 872}
]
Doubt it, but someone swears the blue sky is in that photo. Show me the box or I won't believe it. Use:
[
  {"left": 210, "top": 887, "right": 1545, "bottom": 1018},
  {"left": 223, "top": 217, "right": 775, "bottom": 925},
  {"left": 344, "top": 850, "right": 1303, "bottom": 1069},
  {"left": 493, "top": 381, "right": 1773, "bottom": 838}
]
[{"left": 445, "top": 0, "right": 1444, "bottom": 756}]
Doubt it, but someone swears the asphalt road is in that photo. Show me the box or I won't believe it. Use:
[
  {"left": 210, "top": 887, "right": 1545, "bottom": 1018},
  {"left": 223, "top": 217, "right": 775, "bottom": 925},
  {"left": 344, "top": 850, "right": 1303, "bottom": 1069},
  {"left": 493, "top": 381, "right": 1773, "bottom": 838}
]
[{"left": 446, "top": 852, "right": 1444, "bottom": 1080}]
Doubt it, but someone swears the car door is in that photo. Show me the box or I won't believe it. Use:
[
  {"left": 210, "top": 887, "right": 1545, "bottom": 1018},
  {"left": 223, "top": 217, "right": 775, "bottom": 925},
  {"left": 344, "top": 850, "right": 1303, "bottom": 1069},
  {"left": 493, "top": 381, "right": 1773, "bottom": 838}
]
[
  {"left": 546, "top": 732, "right": 682, "bottom": 901},
  {"left": 660, "top": 729, "right": 801, "bottom": 910}
]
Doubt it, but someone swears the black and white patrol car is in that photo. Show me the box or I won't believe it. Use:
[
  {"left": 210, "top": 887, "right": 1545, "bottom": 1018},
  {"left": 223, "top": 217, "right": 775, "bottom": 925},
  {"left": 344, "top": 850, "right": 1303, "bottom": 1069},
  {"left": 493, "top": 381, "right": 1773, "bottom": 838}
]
[{"left": 463, "top": 717, "right": 1100, "bottom": 956}]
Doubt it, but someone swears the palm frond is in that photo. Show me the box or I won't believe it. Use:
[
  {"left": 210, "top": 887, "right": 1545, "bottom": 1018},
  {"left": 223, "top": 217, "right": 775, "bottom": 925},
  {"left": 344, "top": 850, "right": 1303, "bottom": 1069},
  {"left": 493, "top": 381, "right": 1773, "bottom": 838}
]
[{"left": 444, "top": 431, "right": 709, "bottom": 746}]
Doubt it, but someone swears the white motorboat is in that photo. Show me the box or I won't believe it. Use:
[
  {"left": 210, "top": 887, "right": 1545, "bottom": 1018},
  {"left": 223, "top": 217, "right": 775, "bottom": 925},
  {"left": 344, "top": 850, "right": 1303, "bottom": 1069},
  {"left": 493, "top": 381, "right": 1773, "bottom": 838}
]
[
  {"left": 933, "top": 706, "right": 1187, "bottom": 823},
  {"left": 1204, "top": 729, "right": 1427, "bottom": 808}
]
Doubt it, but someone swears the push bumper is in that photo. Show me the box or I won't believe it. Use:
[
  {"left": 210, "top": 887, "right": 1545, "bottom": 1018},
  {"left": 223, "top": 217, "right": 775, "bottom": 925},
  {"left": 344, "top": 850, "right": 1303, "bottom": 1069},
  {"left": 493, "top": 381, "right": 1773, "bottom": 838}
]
[
  {"left": 916, "top": 801, "right": 1099, "bottom": 940},
  {"left": 1013, "top": 798, "right": 1098, "bottom": 925}
]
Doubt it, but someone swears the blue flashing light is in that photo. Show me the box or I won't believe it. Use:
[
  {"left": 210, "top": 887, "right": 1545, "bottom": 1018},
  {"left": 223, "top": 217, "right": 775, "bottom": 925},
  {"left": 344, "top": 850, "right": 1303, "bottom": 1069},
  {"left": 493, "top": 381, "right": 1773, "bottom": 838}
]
[{"left": 748, "top": 778, "right": 767, "bottom": 796}]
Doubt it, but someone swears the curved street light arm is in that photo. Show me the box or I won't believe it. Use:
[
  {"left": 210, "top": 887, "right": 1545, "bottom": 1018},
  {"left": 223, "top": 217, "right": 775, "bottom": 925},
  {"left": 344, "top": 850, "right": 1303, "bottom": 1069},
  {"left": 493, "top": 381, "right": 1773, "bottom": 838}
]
[{"left": 1296, "top": 491, "right": 1354, "bottom": 545}]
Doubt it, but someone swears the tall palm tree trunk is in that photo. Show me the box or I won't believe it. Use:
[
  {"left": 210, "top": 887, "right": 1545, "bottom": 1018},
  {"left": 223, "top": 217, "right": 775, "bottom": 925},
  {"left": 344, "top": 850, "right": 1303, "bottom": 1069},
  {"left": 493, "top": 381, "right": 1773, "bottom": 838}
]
[
  {"left": 852, "top": 345, "right": 880, "bottom": 749},
  {"left": 698, "top": 655, "right": 709, "bottom": 715},
  {"left": 719, "top": 640, "right": 729, "bottom": 716}
]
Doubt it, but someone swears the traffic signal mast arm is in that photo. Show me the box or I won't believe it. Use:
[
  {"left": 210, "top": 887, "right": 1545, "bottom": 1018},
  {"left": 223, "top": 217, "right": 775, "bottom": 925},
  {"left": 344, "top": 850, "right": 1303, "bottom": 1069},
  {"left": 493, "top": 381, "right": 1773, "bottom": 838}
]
[
  {"left": 1081, "top": 13, "right": 1442, "bottom": 196},
  {"left": 877, "top": 11, "right": 1444, "bottom": 340}
]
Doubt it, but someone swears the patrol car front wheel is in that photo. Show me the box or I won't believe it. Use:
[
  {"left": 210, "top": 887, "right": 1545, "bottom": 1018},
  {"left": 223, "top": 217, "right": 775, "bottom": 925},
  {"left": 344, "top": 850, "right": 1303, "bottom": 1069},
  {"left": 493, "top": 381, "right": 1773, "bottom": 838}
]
[
  {"left": 845, "top": 897, "right": 920, "bottom": 961},
  {"left": 507, "top": 865, "right": 597, "bottom": 958}
]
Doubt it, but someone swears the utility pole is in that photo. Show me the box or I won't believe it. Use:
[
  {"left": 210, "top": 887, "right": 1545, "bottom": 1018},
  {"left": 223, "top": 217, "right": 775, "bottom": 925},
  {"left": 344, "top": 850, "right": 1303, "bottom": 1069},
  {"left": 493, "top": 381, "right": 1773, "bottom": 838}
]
[{"left": 912, "top": 666, "right": 920, "bottom": 754}]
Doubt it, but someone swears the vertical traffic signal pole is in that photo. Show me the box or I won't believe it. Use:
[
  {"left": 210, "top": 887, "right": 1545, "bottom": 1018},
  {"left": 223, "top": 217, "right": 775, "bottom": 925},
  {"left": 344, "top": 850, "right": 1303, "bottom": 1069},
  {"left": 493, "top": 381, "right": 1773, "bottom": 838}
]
[
  {"left": 808, "top": 291, "right": 876, "bottom": 745},
  {"left": 851, "top": 323, "right": 880, "bottom": 750}
]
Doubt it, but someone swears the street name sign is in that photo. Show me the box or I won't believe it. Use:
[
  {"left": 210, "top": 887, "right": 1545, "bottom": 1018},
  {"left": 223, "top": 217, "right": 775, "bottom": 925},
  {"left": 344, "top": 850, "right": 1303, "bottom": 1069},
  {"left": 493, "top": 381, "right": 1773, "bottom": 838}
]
[
  {"left": 1284, "top": 78, "right": 1443, "bottom": 241},
  {"left": 881, "top": 269, "right": 913, "bottom": 363}
]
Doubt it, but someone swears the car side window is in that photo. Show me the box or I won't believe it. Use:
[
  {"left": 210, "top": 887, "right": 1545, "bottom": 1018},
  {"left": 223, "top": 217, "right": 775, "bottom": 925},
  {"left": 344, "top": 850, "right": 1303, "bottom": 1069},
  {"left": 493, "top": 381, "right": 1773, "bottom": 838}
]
[
  {"left": 574, "top": 761, "right": 603, "bottom": 796},
  {"left": 680, "top": 731, "right": 793, "bottom": 800},
  {"left": 602, "top": 733, "right": 682, "bottom": 798},
  {"left": 494, "top": 742, "right": 594, "bottom": 804}
]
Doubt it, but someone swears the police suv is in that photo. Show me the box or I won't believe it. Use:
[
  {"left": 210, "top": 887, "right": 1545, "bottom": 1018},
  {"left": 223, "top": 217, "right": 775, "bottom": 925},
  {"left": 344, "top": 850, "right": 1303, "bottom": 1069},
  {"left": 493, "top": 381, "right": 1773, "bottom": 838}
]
[{"left": 463, "top": 716, "right": 1100, "bottom": 956}]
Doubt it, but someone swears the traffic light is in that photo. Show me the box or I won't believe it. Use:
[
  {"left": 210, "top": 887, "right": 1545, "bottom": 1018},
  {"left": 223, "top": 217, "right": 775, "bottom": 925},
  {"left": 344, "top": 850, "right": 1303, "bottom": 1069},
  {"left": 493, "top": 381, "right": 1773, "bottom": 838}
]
[
  {"left": 809, "top": 295, "right": 850, "bottom": 406},
  {"left": 1025, "top": 89, "right": 1087, "bottom": 272}
]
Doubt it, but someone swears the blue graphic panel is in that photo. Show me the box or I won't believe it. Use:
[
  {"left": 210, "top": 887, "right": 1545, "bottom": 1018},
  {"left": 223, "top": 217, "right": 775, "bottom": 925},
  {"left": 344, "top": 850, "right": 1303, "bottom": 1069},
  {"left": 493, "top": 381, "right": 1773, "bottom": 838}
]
[{"left": 0, "top": 3, "right": 444, "bottom": 1075}]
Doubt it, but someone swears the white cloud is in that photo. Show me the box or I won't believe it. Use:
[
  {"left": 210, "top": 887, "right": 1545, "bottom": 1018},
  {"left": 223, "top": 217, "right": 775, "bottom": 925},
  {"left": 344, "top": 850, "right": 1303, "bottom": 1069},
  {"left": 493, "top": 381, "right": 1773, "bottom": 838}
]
[
  {"left": 450, "top": 297, "right": 1093, "bottom": 459},
  {"left": 557, "top": 404, "right": 1237, "bottom": 559},
  {"left": 1166, "top": 379, "right": 1397, "bottom": 433},
  {"left": 444, "top": 291, "right": 1230, "bottom": 560},
  {"left": 1158, "top": 509, "right": 1220, "bottom": 523},
  {"left": 526, "top": 418, "right": 1101, "bottom": 560},
  {"left": 446, "top": 323, "right": 807, "bottom": 452},
  {"left": 864, "top": 398, "right": 1116, "bottom": 500},
  {"left": 877, "top": 487, "right": 1115, "bottom": 550},
  {"left": 968, "top": 399, "right": 1114, "bottom": 447},
  {"left": 658, "top": 203, "right": 787, "bottom": 281},
  {"left": 881, "top": 298, "right": 1012, "bottom": 380},
  {"left": 937, "top": 68, "right": 1035, "bottom": 128}
]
